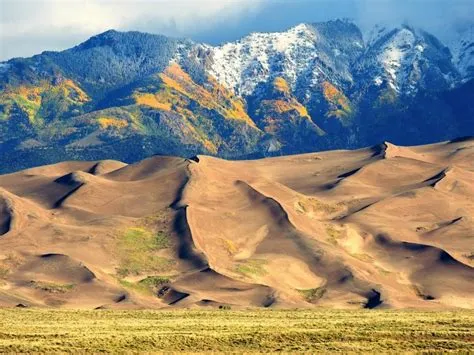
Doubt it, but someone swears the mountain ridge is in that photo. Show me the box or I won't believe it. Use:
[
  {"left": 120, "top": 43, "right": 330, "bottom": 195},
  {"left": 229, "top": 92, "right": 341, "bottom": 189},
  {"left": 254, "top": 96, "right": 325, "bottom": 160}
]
[{"left": 0, "top": 19, "right": 473, "bottom": 173}]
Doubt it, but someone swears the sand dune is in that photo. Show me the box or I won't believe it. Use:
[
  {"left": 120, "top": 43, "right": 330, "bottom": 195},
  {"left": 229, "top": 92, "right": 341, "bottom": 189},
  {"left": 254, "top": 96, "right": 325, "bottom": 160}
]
[{"left": 0, "top": 139, "right": 473, "bottom": 309}]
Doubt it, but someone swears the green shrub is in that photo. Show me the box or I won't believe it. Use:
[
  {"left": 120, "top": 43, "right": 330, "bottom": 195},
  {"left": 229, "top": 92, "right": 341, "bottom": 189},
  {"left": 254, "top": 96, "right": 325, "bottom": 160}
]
[
  {"left": 298, "top": 287, "right": 327, "bottom": 302},
  {"left": 116, "top": 227, "right": 174, "bottom": 277}
]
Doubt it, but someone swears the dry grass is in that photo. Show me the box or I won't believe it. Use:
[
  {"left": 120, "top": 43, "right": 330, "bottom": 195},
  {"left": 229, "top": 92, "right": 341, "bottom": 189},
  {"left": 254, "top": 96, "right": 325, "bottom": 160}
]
[
  {"left": 326, "top": 225, "right": 344, "bottom": 245},
  {"left": 0, "top": 309, "right": 472, "bottom": 353},
  {"left": 295, "top": 197, "right": 342, "bottom": 216}
]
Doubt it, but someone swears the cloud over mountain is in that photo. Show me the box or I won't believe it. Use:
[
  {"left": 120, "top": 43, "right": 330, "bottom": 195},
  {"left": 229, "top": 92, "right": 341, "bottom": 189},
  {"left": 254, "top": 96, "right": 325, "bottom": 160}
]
[
  {"left": 2, "top": 0, "right": 473, "bottom": 60},
  {"left": 0, "top": 0, "right": 264, "bottom": 60}
]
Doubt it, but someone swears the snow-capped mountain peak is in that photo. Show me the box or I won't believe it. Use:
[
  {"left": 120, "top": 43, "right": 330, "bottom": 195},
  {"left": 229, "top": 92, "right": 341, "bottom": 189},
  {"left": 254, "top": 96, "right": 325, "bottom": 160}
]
[
  {"left": 448, "top": 23, "right": 474, "bottom": 81},
  {"left": 361, "top": 24, "right": 459, "bottom": 94},
  {"left": 188, "top": 20, "right": 366, "bottom": 98},
  {"left": 206, "top": 23, "right": 319, "bottom": 96},
  {"left": 178, "top": 20, "right": 463, "bottom": 100},
  {"left": 0, "top": 19, "right": 473, "bottom": 172}
]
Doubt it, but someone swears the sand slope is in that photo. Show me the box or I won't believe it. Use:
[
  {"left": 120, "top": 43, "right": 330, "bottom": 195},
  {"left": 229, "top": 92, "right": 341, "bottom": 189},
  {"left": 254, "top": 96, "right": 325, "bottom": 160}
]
[{"left": 0, "top": 139, "right": 473, "bottom": 309}]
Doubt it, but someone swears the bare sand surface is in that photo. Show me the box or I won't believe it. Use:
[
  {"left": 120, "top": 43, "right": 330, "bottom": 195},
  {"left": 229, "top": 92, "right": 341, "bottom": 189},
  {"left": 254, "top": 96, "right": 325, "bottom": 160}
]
[{"left": 0, "top": 139, "right": 472, "bottom": 309}]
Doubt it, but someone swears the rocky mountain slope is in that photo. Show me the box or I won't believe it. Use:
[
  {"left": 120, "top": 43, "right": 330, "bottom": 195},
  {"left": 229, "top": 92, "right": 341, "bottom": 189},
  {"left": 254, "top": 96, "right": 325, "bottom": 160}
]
[
  {"left": 448, "top": 23, "right": 474, "bottom": 80},
  {"left": 0, "top": 138, "right": 473, "bottom": 309},
  {"left": 0, "top": 20, "right": 473, "bottom": 172}
]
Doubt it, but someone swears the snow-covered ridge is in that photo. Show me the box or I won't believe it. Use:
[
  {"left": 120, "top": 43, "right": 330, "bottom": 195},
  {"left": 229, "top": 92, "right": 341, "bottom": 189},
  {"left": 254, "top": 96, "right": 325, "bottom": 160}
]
[
  {"left": 206, "top": 24, "right": 320, "bottom": 95},
  {"left": 174, "top": 21, "right": 471, "bottom": 97},
  {"left": 199, "top": 20, "right": 367, "bottom": 97},
  {"left": 370, "top": 27, "right": 426, "bottom": 92},
  {"left": 448, "top": 24, "right": 474, "bottom": 80},
  {"left": 355, "top": 24, "right": 462, "bottom": 95}
]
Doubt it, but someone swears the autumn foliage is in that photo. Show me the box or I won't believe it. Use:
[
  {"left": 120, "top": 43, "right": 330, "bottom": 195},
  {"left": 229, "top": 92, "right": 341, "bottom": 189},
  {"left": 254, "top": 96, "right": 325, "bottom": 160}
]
[
  {"left": 0, "top": 79, "right": 90, "bottom": 125},
  {"left": 98, "top": 116, "right": 129, "bottom": 129},
  {"left": 321, "top": 81, "right": 352, "bottom": 119}
]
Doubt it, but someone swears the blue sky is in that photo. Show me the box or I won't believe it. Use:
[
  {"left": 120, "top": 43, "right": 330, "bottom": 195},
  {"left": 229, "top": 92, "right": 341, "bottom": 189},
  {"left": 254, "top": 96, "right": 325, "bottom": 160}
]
[{"left": 1, "top": 0, "right": 473, "bottom": 60}]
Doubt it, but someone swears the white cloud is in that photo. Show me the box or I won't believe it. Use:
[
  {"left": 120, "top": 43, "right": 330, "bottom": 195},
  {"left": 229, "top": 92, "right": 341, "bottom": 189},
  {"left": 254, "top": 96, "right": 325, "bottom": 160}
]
[
  {"left": 1, "top": 0, "right": 472, "bottom": 60},
  {"left": 0, "top": 0, "right": 265, "bottom": 60},
  {"left": 354, "top": 0, "right": 474, "bottom": 42}
]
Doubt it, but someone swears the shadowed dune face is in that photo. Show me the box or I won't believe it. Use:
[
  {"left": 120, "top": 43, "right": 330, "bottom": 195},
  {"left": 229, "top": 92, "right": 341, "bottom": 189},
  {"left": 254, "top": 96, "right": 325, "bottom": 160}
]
[
  {"left": 0, "top": 139, "right": 473, "bottom": 309},
  {"left": 0, "top": 195, "right": 13, "bottom": 236}
]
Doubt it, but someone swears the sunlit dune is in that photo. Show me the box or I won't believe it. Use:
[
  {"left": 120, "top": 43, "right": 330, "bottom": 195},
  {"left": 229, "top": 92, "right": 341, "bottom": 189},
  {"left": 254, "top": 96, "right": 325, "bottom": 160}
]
[{"left": 0, "top": 138, "right": 473, "bottom": 309}]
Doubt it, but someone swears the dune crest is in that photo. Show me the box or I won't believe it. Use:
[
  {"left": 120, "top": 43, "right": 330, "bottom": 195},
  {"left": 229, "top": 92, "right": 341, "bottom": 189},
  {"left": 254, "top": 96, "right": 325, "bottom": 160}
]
[{"left": 0, "top": 140, "right": 473, "bottom": 309}]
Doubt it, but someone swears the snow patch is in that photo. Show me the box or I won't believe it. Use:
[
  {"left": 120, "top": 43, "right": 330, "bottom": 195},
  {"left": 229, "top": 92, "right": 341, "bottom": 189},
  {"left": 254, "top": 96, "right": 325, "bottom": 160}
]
[
  {"left": 207, "top": 24, "right": 320, "bottom": 95},
  {"left": 415, "top": 44, "right": 424, "bottom": 52},
  {"left": 372, "top": 27, "right": 430, "bottom": 93}
]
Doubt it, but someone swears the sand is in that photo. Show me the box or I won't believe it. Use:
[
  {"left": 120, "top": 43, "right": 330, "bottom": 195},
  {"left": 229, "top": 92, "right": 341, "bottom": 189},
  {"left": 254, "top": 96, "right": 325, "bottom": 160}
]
[{"left": 0, "top": 139, "right": 472, "bottom": 309}]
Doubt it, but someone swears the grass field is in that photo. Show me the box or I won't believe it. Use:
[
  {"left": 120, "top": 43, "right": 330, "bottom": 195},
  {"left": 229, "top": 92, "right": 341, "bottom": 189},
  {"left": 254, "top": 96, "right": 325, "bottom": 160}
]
[{"left": 0, "top": 309, "right": 472, "bottom": 353}]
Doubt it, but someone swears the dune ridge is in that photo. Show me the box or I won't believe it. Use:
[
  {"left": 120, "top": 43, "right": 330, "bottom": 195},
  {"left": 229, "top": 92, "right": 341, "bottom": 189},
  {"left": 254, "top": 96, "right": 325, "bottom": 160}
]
[{"left": 0, "top": 138, "right": 472, "bottom": 309}]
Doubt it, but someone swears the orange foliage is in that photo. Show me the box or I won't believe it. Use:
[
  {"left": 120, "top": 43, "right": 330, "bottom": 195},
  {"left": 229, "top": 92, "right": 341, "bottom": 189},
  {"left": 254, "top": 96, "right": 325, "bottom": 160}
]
[
  {"left": 164, "top": 63, "right": 194, "bottom": 83},
  {"left": 62, "top": 79, "right": 90, "bottom": 103},
  {"left": 321, "top": 81, "right": 352, "bottom": 114},
  {"left": 262, "top": 116, "right": 279, "bottom": 134},
  {"left": 160, "top": 67, "right": 215, "bottom": 110},
  {"left": 98, "top": 116, "right": 128, "bottom": 129},
  {"left": 208, "top": 77, "right": 254, "bottom": 125},
  {"left": 157, "top": 63, "right": 256, "bottom": 127},
  {"left": 272, "top": 100, "right": 294, "bottom": 113},
  {"left": 273, "top": 77, "right": 290, "bottom": 93},
  {"left": 322, "top": 81, "right": 340, "bottom": 101},
  {"left": 262, "top": 99, "right": 310, "bottom": 118},
  {"left": 135, "top": 93, "right": 172, "bottom": 111},
  {"left": 129, "top": 63, "right": 257, "bottom": 151},
  {"left": 17, "top": 86, "right": 42, "bottom": 105}
]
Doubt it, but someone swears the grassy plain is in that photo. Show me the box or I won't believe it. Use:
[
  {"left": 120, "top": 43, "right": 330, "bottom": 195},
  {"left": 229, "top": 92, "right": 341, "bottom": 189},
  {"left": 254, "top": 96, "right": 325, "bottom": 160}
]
[{"left": 0, "top": 309, "right": 472, "bottom": 353}]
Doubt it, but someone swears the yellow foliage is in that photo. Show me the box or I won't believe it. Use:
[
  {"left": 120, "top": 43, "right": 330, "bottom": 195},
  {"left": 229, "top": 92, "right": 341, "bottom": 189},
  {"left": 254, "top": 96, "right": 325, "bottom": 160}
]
[
  {"left": 129, "top": 63, "right": 256, "bottom": 151},
  {"left": 62, "top": 80, "right": 90, "bottom": 103},
  {"left": 160, "top": 66, "right": 216, "bottom": 111},
  {"left": 295, "top": 104, "right": 309, "bottom": 117},
  {"left": 127, "top": 110, "right": 144, "bottom": 130},
  {"left": 326, "top": 109, "right": 346, "bottom": 119},
  {"left": 0, "top": 79, "right": 90, "bottom": 125},
  {"left": 98, "top": 117, "right": 128, "bottom": 129},
  {"left": 17, "top": 86, "right": 42, "bottom": 105},
  {"left": 203, "top": 139, "right": 218, "bottom": 154},
  {"left": 134, "top": 93, "right": 172, "bottom": 111},
  {"left": 273, "top": 77, "right": 290, "bottom": 93},
  {"left": 322, "top": 81, "right": 340, "bottom": 101},
  {"left": 262, "top": 98, "right": 310, "bottom": 118},
  {"left": 225, "top": 99, "right": 253, "bottom": 123},
  {"left": 1, "top": 86, "right": 42, "bottom": 124},
  {"left": 157, "top": 63, "right": 256, "bottom": 127},
  {"left": 322, "top": 81, "right": 352, "bottom": 116},
  {"left": 156, "top": 88, "right": 188, "bottom": 108},
  {"left": 175, "top": 106, "right": 194, "bottom": 118},
  {"left": 164, "top": 62, "right": 194, "bottom": 83},
  {"left": 272, "top": 100, "right": 294, "bottom": 113}
]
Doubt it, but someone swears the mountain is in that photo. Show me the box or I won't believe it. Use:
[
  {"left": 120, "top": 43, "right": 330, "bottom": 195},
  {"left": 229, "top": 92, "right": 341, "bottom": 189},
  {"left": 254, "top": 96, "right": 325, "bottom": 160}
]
[
  {"left": 1, "top": 139, "right": 473, "bottom": 309},
  {"left": 448, "top": 23, "right": 474, "bottom": 80},
  {"left": 1, "top": 20, "right": 473, "bottom": 173}
]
